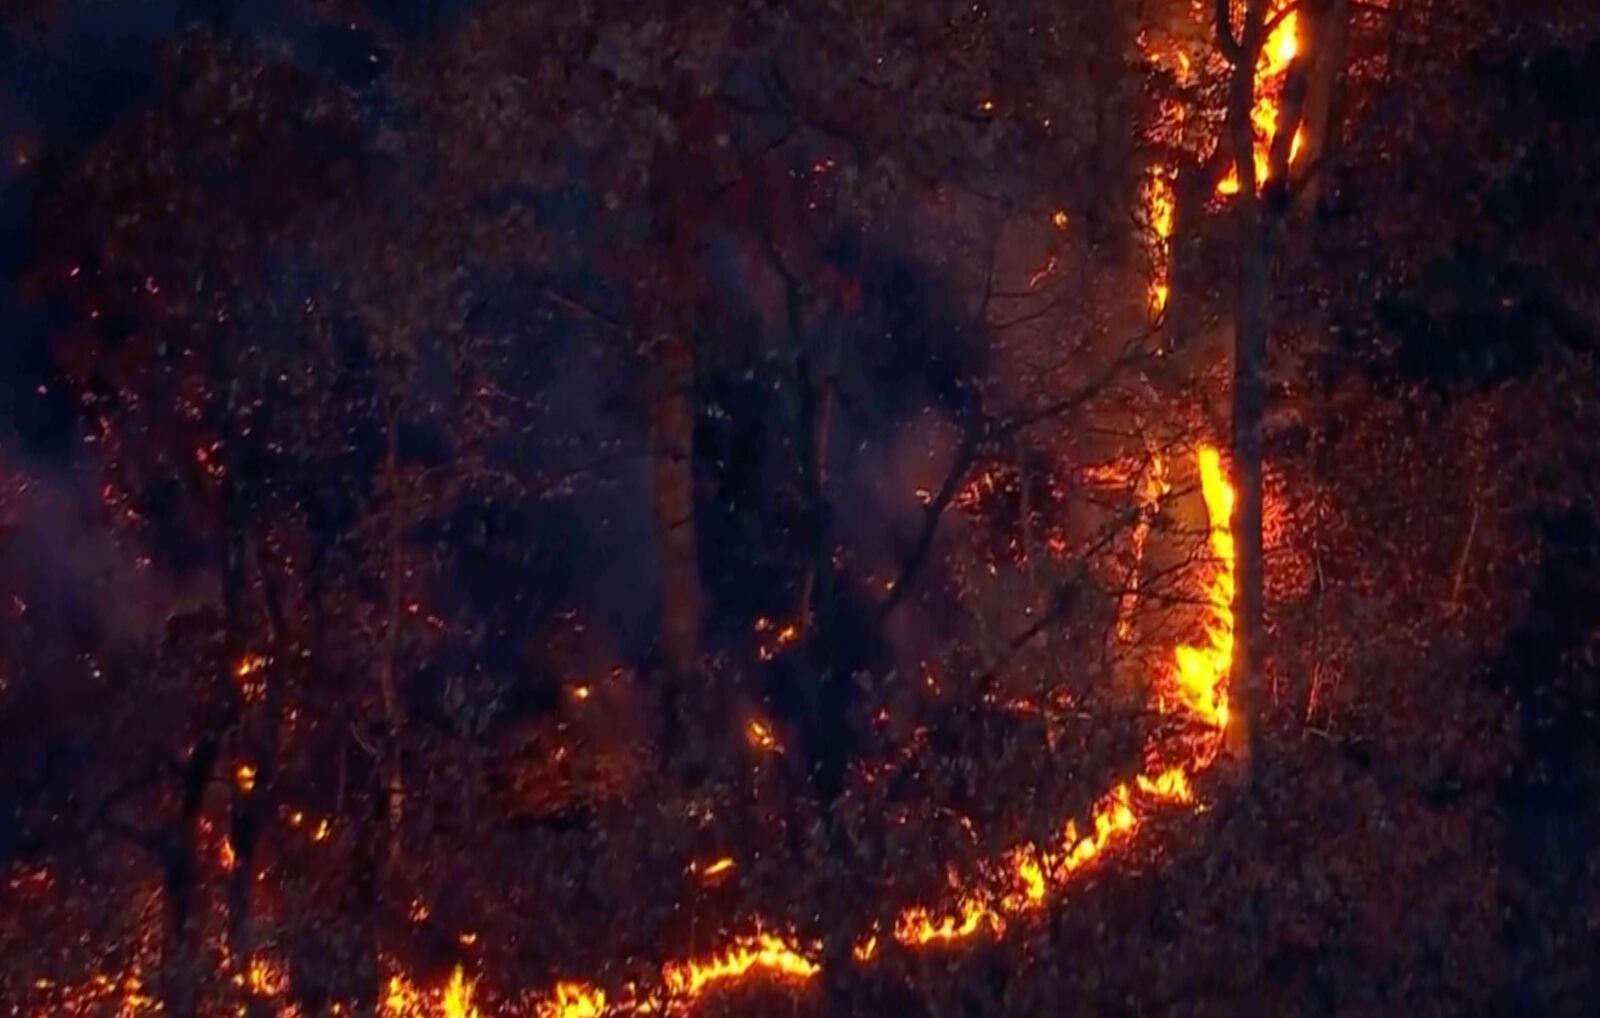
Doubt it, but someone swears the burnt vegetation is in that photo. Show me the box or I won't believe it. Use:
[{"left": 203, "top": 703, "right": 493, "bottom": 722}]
[{"left": 2, "top": 0, "right": 1599, "bottom": 1014}]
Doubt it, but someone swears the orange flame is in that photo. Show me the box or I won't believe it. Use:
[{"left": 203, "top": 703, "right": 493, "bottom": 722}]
[
  {"left": 1137, "top": 766, "right": 1196, "bottom": 804},
  {"left": 381, "top": 966, "right": 481, "bottom": 1018},
  {"left": 1169, "top": 446, "right": 1235, "bottom": 730},
  {"left": 660, "top": 932, "right": 820, "bottom": 1000},
  {"left": 852, "top": 931, "right": 880, "bottom": 963},
  {"left": 893, "top": 894, "right": 1004, "bottom": 947},
  {"left": 540, "top": 982, "right": 608, "bottom": 1018},
  {"left": 442, "top": 966, "right": 481, "bottom": 1018},
  {"left": 1144, "top": 167, "right": 1177, "bottom": 312},
  {"left": 1217, "top": 10, "right": 1301, "bottom": 195}
]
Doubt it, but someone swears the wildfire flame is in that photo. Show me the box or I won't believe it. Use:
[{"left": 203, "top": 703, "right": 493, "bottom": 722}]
[
  {"left": 442, "top": 966, "right": 481, "bottom": 1018},
  {"left": 1169, "top": 446, "right": 1235, "bottom": 731},
  {"left": 541, "top": 982, "right": 608, "bottom": 1018},
  {"left": 893, "top": 895, "right": 1003, "bottom": 947},
  {"left": 1143, "top": 4, "right": 1305, "bottom": 314},
  {"left": 660, "top": 933, "right": 820, "bottom": 1001},
  {"left": 383, "top": 965, "right": 482, "bottom": 1018},
  {"left": 1144, "top": 167, "right": 1177, "bottom": 312},
  {"left": 1217, "top": 10, "right": 1302, "bottom": 195}
]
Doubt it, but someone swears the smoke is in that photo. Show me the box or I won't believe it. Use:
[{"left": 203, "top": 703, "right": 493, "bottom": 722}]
[
  {"left": 0, "top": 456, "right": 216, "bottom": 657},
  {"left": 543, "top": 336, "right": 661, "bottom": 663},
  {"left": 830, "top": 406, "right": 970, "bottom": 665}
]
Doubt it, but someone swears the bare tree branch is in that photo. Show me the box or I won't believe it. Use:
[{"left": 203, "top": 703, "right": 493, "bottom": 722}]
[{"left": 1216, "top": 0, "right": 1244, "bottom": 64}]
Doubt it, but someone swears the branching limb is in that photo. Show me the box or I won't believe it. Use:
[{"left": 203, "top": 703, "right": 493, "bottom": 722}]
[{"left": 1216, "top": 0, "right": 1244, "bottom": 64}]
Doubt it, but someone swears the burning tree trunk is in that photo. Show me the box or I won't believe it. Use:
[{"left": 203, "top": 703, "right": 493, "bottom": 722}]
[
  {"left": 1294, "top": 0, "right": 1353, "bottom": 210},
  {"left": 651, "top": 331, "right": 703, "bottom": 674},
  {"left": 1218, "top": 0, "right": 1270, "bottom": 769}
]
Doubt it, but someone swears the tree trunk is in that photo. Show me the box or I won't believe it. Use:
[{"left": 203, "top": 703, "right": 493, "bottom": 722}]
[
  {"left": 218, "top": 350, "right": 265, "bottom": 998},
  {"left": 651, "top": 333, "right": 702, "bottom": 674},
  {"left": 378, "top": 406, "right": 406, "bottom": 857},
  {"left": 795, "top": 345, "right": 833, "bottom": 641},
  {"left": 1221, "top": 0, "right": 1270, "bottom": 770},
  {"left": 228, "top": 542, "right": 290, "bottom": 1013},
  {"left": 1229, "top": 228, "right": 1268, "bottom": 770},
  {"left": 1165, "top": 157, "right": 1213, "bottom": 355},
  {"left": 1295, "top": 0, "right": 1352, "bottom": 210},
  {"left": 158, "top": 736, "right": 219, "bottom": 1018}
]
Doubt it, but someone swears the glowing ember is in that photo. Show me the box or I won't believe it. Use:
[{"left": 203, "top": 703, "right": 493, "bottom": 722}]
[
  {"left": 695, "top": 857, "right": 736, "bottom": 881},
  {"left": 24, "top": 969, "right": 158, "bottom": 1016},
  {"left": 236, "top": 653, "right": 268, "bottom": 701},
  {"left": 754, "top": 617, "right": 802, "bottom": 661},
  {"left": 1117, "top": 454, "right": 1172, "bottom": 641},
  {"left": 745, "top": 718, "right": 780, "bottom": 753},
  {"left": 238, "top": 954, "right": 290, "bottom": 997}
]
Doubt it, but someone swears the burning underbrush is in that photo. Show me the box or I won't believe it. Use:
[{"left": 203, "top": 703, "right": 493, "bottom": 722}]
[{"left": 3, "top": 441, "right": 1238, "bottom": 1017}]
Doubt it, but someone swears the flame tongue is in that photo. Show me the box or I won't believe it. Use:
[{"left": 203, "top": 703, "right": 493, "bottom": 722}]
[
  {"left": 661, "top": 933, "right": 820, "bottom": 1001},
  {"left": 544, "top": 982, "right": 608, "bottom": 1018},
  {"left": 1217, "top": 10, "right": 1302, "bottom": 195},
  {"left": 1171, "top": 446, "right": 1236, "bottom": 731}
]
